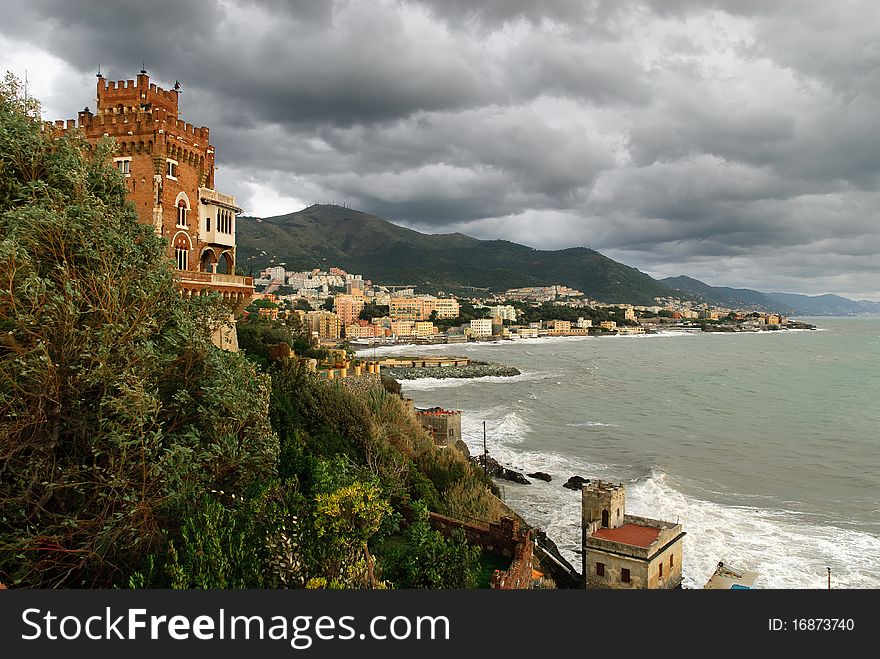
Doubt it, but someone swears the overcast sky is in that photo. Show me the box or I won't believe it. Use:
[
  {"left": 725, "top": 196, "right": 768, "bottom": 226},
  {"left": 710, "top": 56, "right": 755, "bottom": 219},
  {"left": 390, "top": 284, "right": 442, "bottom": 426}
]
[{"left": 2, "top": 0, "right": 879, "bottom": 299}]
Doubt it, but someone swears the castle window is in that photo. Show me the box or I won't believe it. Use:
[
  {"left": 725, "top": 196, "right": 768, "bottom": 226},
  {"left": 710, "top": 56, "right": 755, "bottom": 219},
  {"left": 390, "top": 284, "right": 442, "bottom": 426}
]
[
  {"left": 659, "top": 563, "right": 664, "bottom": 578},
  {"left": 206, "top": 215, "right": 211, "bottom": 233},
  {"left": 114, "top": 157, "right": 131, "bottom": 176},
  {"left": 175, "top": 247, "right": 188, "bottom": 271},
  {"left": 621, "top": 568, "right": 630, "bottom": 583},
  {"left": 670, "top": 555, "right": 674, "bottom": 568},
  {"left": 177, "top": 200, "right": 188, "bottom": 227},
  {"left": 596, "top": 562, "right": 605, "bottom": 577},
  {"left": 166, "top": 159, "right": 178, "bottom": 180}
]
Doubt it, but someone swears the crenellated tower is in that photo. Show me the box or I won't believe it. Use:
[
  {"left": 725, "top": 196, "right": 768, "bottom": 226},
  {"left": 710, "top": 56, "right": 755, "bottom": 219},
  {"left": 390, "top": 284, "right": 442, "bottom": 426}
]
[{"left": 50, "top": 70, "right": 252, "bottom": 321}]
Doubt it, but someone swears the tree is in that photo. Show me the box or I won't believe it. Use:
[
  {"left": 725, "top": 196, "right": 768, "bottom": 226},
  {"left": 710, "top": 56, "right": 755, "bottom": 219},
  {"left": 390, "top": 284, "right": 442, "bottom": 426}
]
[
  {"left": 380, "top": 503, "right": 481, "bottom": 589},
  {"left": 0, "top": 76, "right": 277, "bottom": 587}
]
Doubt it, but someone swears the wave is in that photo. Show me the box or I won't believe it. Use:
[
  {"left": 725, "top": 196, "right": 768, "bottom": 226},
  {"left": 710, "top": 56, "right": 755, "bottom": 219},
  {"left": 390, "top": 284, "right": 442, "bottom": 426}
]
[
  {"left": 455, "top": 397, "right": 880, "bottom": 589},
  {"left": 627, "top": 470, "right": 880, "bottom": 589},
  {"left": 566, "top": 420, "right": 618, "bottom": 428},
  {"left": 399, "top": 370, "right": 548, "bottom": 393},
  {"left": 488, "top": 459, "right": 880, "bottom": 589}
]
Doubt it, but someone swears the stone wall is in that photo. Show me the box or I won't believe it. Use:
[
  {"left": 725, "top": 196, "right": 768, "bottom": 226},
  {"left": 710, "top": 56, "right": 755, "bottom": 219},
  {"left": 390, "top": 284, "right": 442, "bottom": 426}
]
[{"left": 418, "top": 511, "right": 534, "bottom": 589}]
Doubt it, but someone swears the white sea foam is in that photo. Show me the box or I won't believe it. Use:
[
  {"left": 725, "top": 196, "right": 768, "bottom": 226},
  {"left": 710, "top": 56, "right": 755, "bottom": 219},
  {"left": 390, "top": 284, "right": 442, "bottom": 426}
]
[
  {"left": 399, "top": 370, "right": 541, "bottom": 392},
  {"left": 566, "top": 420, "right": 618, "bottom": 428},
  {"left": 459, "top": 403, "right": 880, "bottom": 589},
  {"left": 627, "top": 471, "right": 880, "bottom": 589}
]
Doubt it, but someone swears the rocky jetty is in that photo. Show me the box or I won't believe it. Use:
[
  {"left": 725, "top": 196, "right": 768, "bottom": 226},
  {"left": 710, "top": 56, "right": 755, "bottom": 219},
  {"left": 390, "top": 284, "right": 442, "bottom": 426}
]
[
  {"left": 384, "top": 361, "right": 520, "bottom": 380},
  {"left": 527, "top": 471, "right": 552, "bottom": 482}
]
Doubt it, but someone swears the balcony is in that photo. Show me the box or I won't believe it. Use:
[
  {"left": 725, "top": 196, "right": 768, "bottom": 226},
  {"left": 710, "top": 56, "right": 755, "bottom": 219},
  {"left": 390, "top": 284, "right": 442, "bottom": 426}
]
[
  {"left": 177, "top": 270, "right": 254, "bottom": 313},
  {"left": 199, "top": 186, "right": 240, "bottom": 248}
]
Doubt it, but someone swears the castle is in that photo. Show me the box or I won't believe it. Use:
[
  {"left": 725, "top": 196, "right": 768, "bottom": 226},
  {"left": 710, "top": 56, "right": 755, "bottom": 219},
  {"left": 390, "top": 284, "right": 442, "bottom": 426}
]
[{"left": 51, "top": 70, "right": 253, "bottom": 330}]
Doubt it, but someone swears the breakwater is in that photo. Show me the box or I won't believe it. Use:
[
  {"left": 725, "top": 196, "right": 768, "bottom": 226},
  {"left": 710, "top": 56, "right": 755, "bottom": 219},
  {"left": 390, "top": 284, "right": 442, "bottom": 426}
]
[{"left": 384, "top": 361, "right": 521, "bottom": 380}]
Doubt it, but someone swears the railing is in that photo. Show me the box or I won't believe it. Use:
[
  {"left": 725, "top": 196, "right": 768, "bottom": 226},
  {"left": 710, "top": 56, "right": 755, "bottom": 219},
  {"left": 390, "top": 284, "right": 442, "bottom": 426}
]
[{"left": 177, "top": 271, "right": 253, "bottom": 287}]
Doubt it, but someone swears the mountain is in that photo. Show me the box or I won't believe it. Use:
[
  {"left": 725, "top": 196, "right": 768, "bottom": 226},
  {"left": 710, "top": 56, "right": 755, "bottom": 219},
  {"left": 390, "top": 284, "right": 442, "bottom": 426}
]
[
  {"left": 765, "top": 292, "right": 880, "bottom": 316},
  {"left": 661, "top": 275, "right": 880, "bottom": 316},
  {"left": 660, "top": 275, "right": 795, "bottom": 314},
  {"left": 235, "top": 204, "right": 676, "bottom": 305}
]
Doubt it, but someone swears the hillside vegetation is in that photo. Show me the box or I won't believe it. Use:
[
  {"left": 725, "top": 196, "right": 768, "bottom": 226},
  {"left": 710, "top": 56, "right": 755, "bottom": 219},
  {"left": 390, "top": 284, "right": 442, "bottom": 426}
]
[
  {"left": 237, "top": 205, "right": 675, "bottom": 305},
  {"left": 0, "top": 76, "right": 496, "bottom": 589}
]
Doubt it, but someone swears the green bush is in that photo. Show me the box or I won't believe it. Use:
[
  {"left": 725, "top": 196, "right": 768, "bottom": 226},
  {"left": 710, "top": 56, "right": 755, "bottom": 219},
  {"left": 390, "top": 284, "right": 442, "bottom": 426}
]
[{"left": 0, "top": 75, "right": 276, "bottom": 588}]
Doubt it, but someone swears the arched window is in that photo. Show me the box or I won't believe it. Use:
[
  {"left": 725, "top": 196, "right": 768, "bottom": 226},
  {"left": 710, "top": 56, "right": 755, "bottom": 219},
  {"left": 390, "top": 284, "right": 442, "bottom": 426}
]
[
  {"left": 175, "top": 193, "right": 190, "bottom": 227},
  {"left": 601, "top": 509, "right": 609, "bottom": 528},
  {"left": 176, "top": 247, "right": 188, "bottom": 271}
]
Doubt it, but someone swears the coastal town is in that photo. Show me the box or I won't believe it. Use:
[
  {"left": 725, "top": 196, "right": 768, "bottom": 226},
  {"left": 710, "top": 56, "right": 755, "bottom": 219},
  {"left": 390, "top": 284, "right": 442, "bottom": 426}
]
[{"left": 249, "top": 264, "right": 814, "bottom": 351}]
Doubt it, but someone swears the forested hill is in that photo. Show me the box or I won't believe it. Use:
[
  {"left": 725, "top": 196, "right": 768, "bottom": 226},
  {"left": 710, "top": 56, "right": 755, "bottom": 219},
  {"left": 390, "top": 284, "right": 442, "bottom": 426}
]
[{"left": 236, "top": 204, "right": 676, "bottom": 305}]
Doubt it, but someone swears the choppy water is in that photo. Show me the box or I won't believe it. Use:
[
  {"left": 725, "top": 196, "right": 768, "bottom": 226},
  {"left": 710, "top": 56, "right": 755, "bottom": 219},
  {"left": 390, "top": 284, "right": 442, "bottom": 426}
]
[{"left": 359, "top": 318, "right": 880, "bottom": 588}]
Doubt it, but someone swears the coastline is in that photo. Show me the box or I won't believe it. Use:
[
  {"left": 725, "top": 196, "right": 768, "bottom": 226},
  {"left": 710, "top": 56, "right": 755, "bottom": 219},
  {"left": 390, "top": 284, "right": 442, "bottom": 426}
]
[
  {"left": 392, "top": 317, "right": 880, "bottom": 589},
  {"left": 356, "top": 322, "right": 821, "bottom": 357}
]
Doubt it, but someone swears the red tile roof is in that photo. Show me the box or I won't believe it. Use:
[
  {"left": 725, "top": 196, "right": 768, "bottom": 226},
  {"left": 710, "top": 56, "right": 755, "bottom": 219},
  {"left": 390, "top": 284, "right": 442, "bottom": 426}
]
[{"left": 591, "top": 524, "right": 660, "bottom": 548}]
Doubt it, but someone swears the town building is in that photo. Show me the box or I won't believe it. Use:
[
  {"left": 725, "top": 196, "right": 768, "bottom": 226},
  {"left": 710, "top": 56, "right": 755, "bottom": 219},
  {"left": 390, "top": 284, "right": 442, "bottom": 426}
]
[
  {"left": 576, "top": 317, "right": 593, "bottom": 329},
  {"left": 333, "top": 294, "right": 365, "bottom": 325},
  {"left": 582, "top": 481, "right": 685, "bottom": 589},
  {"left": 305, "top": 310, "right": 341, "bottom": 341},
  {"left": 470, "top": 318, "right": 493, "bottom": 338},
  {"left": 390, "top": 295, "right": 460, "bottom": 320},
  {"left": 546, "top": 319, "right": 571, "bottom": 333},
  {"left": 414, "top": 321, "right": 437, "bottom": 337},
  {"left": 389, "top": 296, "right": 424, "bottom": 320},
  {"left": 344, "top": 321, "right": 382, "bottom": 339},
  {"left": 52, "top": 70, "right": 253, "bottom": 315},
  {"left": 485, "top": 305, "right": 517, "bottom": 321},
  {"left": 599, "top": 321, "right": 617, "bottom": 331},
  {"left": 431, "top": 297, "right": 461, "bottom": 319},
  {"left": 390, "top": 320, "right": 416, "bottom": 337}
]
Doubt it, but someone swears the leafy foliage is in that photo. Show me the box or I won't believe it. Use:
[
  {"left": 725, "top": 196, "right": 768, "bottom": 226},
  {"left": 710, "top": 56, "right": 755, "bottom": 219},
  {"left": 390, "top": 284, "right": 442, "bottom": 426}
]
[
  {"left": 379, "top": 503, "right": 480, "bottom": 589},
  {"left": 1, "top": 77, "right": 504, "bottom": 590},
  {"left": 0, "top": 76, "right": 276, "bottom": 587}
]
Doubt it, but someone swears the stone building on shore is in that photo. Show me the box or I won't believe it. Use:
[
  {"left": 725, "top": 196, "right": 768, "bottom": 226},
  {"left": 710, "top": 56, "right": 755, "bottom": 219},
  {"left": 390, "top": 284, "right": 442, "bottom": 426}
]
[{"left": 581, "top": 480, "right": 685, "bottom": 589}]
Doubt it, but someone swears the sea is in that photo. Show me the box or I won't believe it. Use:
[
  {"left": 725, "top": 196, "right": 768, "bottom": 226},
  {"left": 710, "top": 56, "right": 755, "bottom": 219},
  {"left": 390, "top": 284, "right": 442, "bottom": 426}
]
[{"left": 358, "top": 317, "right": 880, "bottom": 589}]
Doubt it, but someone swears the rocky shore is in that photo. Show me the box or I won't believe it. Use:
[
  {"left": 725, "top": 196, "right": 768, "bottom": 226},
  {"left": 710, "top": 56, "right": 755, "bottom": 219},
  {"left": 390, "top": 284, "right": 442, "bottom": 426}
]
[{"left": 383, "top": 360, "right": 521, "bottom": 380}]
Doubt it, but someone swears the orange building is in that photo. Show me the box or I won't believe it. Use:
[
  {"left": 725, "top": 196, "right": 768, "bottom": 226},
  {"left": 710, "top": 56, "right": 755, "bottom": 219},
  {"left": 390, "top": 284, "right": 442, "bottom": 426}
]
[{"left": 51, "top": 70, "right": 253, "bottom": 310}]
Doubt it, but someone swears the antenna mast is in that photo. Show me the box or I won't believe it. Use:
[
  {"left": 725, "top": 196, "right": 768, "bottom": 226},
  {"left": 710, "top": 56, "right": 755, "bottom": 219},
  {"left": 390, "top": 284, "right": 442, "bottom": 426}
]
[{"left": 482, "top": 420, "right": 488, "bottom": 476}]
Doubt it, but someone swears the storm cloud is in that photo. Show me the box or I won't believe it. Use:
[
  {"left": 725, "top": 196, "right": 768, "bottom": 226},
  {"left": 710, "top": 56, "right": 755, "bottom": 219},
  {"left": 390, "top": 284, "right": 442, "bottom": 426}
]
[{"left": 2, "top": 0, "right": 879, "bottom": 298}]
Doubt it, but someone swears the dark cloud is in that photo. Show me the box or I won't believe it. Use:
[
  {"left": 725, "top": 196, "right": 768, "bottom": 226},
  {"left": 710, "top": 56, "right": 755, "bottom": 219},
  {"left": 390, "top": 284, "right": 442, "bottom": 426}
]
[{"left": 2, "top": 0, "right": 879, "bottom": 298}]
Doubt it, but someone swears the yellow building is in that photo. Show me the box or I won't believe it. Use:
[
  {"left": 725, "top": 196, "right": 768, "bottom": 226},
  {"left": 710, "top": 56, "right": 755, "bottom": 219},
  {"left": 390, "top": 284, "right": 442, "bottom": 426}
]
[
  {"left": 599, "top": 321, "right": 617, "bottom": 331},
  {"left": 345, "top": 322, "right": 381, "bottom": 339},
  {"left": 390, "top": 295, "right": 460, "bottom": 320},
  {"left": 431, "top": 297, "right": 461, "bottom": 319},
  {"left": 414, "top": 321, "right": 437, "bottom": 337},
  {"left": 306, "top": 310, "right": 341, "bottom": 340},
  {"left": 389, "top": 296, "right": 424, "bottom": 320},
  {"left": 391, "top": 320, "right": 416, "bottom": 336}
]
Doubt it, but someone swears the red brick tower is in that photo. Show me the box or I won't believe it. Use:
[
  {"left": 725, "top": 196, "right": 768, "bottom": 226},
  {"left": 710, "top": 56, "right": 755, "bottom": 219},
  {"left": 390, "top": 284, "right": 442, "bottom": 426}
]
[{"left": 51, "top": 70, "right": 252, "bottom": 312}]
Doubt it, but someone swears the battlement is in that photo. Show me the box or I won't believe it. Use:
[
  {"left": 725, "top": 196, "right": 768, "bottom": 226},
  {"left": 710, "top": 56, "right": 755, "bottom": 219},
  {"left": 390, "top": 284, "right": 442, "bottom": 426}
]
[
  {"left": 98, "top": 72, "right": 177, "bottom": 104},
  {"left": 583, "top": 479, "right": 625, "bottom": 496},
  {"left": 416, "top": 407, "right": 461, "bottom": 417},
  {"left": 48, "top": 104, "right": 210, "bottom": 142}
]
